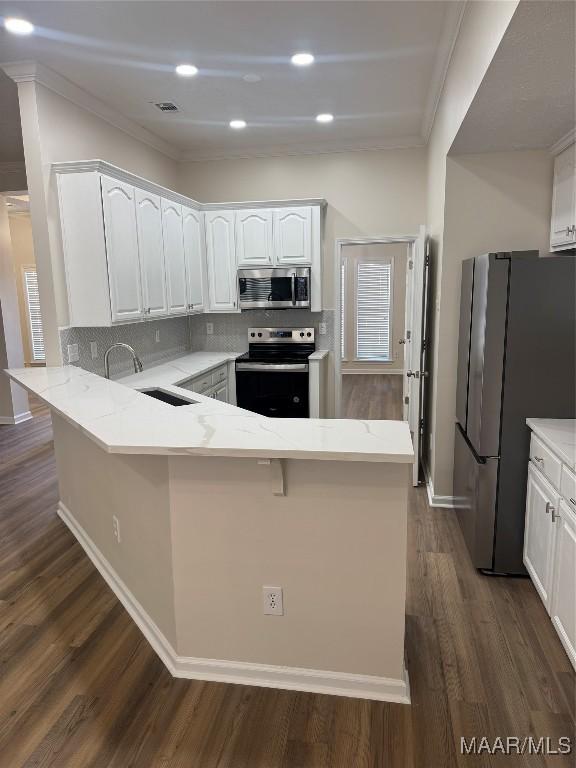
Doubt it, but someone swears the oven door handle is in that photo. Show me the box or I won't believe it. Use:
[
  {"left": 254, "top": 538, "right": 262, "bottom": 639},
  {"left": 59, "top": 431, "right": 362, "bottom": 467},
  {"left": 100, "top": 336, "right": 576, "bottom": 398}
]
[
  {"left": 291, "top": 272, "right": 296, "bottom": 306},
  {"left": 236, "top": 362, "right": 309, "bottom": 372}
]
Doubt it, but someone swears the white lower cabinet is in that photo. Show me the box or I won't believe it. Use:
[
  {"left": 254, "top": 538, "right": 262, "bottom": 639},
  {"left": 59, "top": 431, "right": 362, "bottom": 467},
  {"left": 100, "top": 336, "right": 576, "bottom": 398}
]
[
  {"left": 524, "top": 432, "right": 576, "bottom": 669},
  {"left": 178, "top": 365, "right": 229, "bottom": 403},
  {"left": 524, "top": 465, "right": 558, "bottom": 610},
  {"left": 550, "top": 499, "right": 576, "bottom": 667}
]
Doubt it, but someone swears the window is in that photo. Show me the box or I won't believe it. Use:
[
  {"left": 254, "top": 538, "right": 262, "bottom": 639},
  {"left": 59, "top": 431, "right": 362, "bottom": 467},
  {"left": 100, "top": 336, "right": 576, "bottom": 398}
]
[
  {"left": 22, "top": 267, "right": 45, "bottom": 362},
  {"left": 355, "top": 261, "right": 392, "bottom": 361}
]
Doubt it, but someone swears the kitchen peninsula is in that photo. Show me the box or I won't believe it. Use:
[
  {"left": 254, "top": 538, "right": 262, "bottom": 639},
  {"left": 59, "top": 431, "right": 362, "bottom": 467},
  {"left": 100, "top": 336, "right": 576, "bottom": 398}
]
[{"left": 6, "top": 360, "right": 413, "bottom": 703}]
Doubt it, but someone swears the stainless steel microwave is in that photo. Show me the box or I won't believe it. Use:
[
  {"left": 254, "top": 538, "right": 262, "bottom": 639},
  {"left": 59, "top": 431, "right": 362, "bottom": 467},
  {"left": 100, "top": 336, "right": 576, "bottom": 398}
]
[{"left": 238, "top": 267, "right": 311, "bottom": 310}]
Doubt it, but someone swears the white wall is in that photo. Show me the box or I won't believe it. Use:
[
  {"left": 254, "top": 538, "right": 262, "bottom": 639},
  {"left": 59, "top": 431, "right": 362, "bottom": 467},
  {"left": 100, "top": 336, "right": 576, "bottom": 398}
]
[
  {"left": 177, "top": 148, "right": 427, "bottom": 307},
  {"left": 16, "top": 80, "right": 179, "bottom": 363},
  {"left": 425, "top": 0, "right": 520, "bottom": 496}
]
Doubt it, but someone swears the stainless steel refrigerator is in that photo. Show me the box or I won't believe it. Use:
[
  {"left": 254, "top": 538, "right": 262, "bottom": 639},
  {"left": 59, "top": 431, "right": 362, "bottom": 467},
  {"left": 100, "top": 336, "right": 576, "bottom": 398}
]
[{"left": 453, "top": 251, "right": 575, "bottom": 575}]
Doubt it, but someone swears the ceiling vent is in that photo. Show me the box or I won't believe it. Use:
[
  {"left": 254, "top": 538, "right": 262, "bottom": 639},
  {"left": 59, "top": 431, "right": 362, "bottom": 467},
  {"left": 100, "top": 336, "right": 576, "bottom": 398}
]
[{"left": 153, "top": 101, "right": 180, "bottom": 113}]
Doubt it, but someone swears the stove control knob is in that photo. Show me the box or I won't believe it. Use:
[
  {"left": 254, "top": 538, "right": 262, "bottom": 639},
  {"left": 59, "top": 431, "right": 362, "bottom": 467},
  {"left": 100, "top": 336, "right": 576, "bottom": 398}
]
[
  {"left": 307, "top": 332, "right": 312, "bottom": 337},
  {"left": 250, "top": 332, "right": 255, "bottom": 337},
  {"left": 300, "top": 332, "right": 305, "bottom": 337},
  {"left": 257, "top": 332, "right": 262, "bottom": 337}
]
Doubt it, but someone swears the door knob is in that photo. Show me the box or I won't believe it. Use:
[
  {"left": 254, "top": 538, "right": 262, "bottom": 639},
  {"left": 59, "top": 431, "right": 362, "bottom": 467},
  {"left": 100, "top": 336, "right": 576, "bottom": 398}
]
[
  {"left": 399, "top": 339, "right": 406, "bottom": 345},
  {"left": 407, "top": 370, "right": 419, "bottom": 378}
]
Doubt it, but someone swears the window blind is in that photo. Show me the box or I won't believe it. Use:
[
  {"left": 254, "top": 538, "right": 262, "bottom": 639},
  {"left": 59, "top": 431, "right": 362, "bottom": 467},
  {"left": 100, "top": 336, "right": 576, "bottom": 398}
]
[
  {"left": 23, "top": 268, "right": 45, "bottom": 362},
  {"left": 356, "top": 261, "right": 392, "bottom": 361}
]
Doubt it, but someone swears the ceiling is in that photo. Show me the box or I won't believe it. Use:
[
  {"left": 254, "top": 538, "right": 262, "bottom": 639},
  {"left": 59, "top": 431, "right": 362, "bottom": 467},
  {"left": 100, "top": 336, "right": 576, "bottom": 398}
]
[
  {"left": 452, "top": 0, "right": 575, "bottom": 154},
  {"left": 0, "top": 0, "right": 462, "bottom": 161}
]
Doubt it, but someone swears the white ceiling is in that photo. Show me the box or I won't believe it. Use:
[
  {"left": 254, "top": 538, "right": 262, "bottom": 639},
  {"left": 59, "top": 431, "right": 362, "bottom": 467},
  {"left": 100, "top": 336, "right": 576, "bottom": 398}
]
[
  {"left": 0, "top": 0, "right": 462, "bottom": 160},
  {"left": 452, "top": 0, "right": 575, "bottom": 154}
]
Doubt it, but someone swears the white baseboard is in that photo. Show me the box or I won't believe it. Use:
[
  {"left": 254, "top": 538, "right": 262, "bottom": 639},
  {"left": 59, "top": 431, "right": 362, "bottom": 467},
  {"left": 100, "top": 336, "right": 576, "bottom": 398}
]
[
  {"left": 422, "top": 461, "right": 456, "bottom": 508},
  {"left": 342, "top": 368, "right": 404, "bottom": 375},
  {"left": 57, "top": 501, "right": 410, "bottom": 704},
  {"left": 0, "top": 410, "right": 32, "bottom": 425}
]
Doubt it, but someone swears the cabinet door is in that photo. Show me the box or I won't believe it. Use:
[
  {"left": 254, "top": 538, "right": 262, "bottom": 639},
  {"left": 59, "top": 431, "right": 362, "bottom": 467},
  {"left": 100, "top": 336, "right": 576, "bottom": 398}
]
[
  {"left": 162, "top": 199, "right": 188, "bottom": 314},
  {"left": 550, "top": 499, "right": 576, "bottom": 669},
  {"left": 212, "top": 382, "right": 228, "bottom": 402},
  {"left": 551, "top": 144, "right": 576, "bottom": 248},
  {"left": 135, "top": 189, "right": 167, "bottom": 317},
  {"left": 182, "top": 207, "right": 206, "bottom": 313},
  {"left": 100, "top": 176, "right": 143, "bottom": 322},
  {"left": 524, "top": 465, "right": 558, "bottom": 612},
  {"left": 205, "top": 211, "right": 238, "bottom": 311},
  {"left": 273, "top": 207, "right": 312, "bottom": 265},
  {"left": 236, "top": 208, "right": 273, "bottom": 266}
]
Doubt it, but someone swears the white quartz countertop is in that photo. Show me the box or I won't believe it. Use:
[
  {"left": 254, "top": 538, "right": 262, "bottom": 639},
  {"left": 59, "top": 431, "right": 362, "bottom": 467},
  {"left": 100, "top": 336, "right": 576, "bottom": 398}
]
[
  {"left": 6, "top": 353, "right": 414, "bottom": 464},
  {"left": 526, "top": 418, "right": 576, "bottom": 470}
]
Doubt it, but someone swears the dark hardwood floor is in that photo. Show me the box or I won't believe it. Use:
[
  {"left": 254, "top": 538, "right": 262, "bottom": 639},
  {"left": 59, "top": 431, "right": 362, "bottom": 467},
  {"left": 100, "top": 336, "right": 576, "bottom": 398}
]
[
  {"left": 342, "top": 374, "right": 403, "bottom": 420},
  {"left": 0, "top": 395, "right": 574, "bottom": 767}
]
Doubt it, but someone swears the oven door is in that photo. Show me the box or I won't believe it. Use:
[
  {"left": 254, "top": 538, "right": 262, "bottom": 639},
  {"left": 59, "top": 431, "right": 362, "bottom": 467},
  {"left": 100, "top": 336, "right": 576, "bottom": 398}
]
[
  {"left": 235, "top": 363, "right": 309, "bottom": 417},
  {"left": 238, "top": 268, "right": 310, "bottom": 309}
]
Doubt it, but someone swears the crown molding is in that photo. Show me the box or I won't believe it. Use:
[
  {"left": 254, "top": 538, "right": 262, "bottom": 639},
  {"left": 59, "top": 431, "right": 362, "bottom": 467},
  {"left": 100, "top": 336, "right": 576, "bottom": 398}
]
[
  {"left": 421, "top": 0, "right": 467, "bottom": 142},
  {"left": 0, "top": 60, "right": 180, "bottom": 162},
  {"left": 550, "top": 127, "right": 576, "bottom": 156},
  {"left": 179, "top": 136, "right": 425, "bottom": 163},
  {"left": 52, "top": 159, "right": 326, "bottom": 211}
]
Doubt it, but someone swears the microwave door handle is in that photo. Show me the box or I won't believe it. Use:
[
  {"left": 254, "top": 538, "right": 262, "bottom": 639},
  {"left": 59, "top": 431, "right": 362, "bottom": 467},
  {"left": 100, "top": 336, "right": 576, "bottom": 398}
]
[{"left": 291, "top": 273, "right": 296, "bottom": 306}]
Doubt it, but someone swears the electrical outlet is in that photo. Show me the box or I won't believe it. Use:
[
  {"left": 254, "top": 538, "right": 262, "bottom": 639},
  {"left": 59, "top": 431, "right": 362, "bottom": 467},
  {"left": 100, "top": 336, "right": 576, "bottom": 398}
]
[
  {"left": 206, "top": 322, "right": 214, "bottom": 335},
  {"left": 90, "top": 341, "right": 98, "bottom": 359},
  {"left": 262, "top": 586, "right": 283, "bottom": 616},
  {"left": 112, "top": 515, "right": 121, "bottom": 544},
  {"left": 67, "top": 344, "right": 79, "bottom": 363},
  {"left": 319, "top": 322, "right": 327, "bottom": 335},
  {"left": 155, "top": 329, "right": 160, "bottom": 343}
]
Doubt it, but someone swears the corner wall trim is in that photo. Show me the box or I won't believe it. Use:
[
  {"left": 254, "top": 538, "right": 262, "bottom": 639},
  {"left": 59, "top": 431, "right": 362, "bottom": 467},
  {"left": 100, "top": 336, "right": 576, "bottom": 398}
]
[
  {"left": 0, "top": 411, "right": 32, "bottom": 425},
  {"left": 57, "top": 501, "right": 411, "bottom": 704},
  {"left": 422, "top": 461, "right": 456, "bottom": 508}
]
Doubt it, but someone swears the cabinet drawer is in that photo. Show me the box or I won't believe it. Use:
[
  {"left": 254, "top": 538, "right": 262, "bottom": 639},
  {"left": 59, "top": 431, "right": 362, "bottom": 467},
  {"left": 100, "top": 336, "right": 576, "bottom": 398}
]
[
  {"left": 530, "top": 434, "right": 562, "bottom": 490},
  {"left": 211, "top": 365, "right": 227, "bottom": 386},
  {"left": 179, "top": 373, "right": 212, "bottom": 393},
  {"left": 561, "top": 464, "right": 576, "bottom": 509}
]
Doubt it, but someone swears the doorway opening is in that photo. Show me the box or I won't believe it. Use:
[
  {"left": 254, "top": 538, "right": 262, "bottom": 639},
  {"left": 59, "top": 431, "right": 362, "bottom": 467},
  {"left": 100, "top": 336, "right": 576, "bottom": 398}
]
[
  {"left": 3, "top": 191, "right": 45, "bottom": 367},
  {"left": 334, "top": 229, "right": 429, "bottom": 486}
]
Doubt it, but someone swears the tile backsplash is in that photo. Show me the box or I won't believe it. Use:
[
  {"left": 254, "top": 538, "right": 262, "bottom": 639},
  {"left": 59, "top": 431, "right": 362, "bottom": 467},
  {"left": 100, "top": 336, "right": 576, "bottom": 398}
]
[
  {"left": 60, "top": 310, "right": 335, "bottom": 379},
  {"left": 60, "top": 316, "right": 191, "bottom": 379},
  {"left": 188, "top": 310, "right": 335, "bottom": 353}
]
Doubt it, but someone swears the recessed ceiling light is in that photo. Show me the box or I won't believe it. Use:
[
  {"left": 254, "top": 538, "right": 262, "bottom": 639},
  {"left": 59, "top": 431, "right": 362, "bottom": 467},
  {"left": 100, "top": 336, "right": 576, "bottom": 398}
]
[
  {"left": 229, "top": 120, "right": 247, "bottom": 130},
  {"left": 291, "top": 52, "right": 315, "bottom": 67},
  {"left": 243, "top": 74, "right": 261, "bottom": 83},
  {"left": 316, "top": 113, "right": 334, "bottom": 124},
  {"left": 175, "top": 64, "right": 198, "bottom": 77},
  {"left": 4, "top": 17, "right": 34, "bottom": 35}
]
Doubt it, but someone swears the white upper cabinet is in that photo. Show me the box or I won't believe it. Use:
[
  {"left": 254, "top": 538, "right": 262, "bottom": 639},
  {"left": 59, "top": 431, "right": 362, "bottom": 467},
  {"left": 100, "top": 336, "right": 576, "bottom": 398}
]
[
  {"left": 161, "top": 199, "right": 188, "bottom": 315},
  {"left": 550, "top": 143, "right": 576, "bottom": 250},
  {"left": 236, "top": 208, "right": 274, "bottom": 266},
  {"left": 100, "top": 176, "right": 143, "bottom": 322},
  {"left": 205, "top": 210, "right": 238, "bottom": 312},
  {"left": 274, "top": 207, "right": 313, "bottom": 265},
  {"left": 135, "top": 189, "right": 167, "bottom": 317},
  {"left": 182, "top": 206, "right": 206, "bottom": 313}
]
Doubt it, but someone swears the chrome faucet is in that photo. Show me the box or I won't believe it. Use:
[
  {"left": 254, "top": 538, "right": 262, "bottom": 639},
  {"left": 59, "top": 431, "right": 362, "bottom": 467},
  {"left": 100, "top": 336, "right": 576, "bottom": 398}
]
[{"left": 103, "top": 343, "right": 143, "bottom": 379}]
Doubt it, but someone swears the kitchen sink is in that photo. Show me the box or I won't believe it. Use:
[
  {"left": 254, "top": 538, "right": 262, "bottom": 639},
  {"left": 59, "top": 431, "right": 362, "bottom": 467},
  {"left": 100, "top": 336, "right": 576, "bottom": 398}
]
[{"left": 138, "top": 388, "right": 199, "bottom": 406}]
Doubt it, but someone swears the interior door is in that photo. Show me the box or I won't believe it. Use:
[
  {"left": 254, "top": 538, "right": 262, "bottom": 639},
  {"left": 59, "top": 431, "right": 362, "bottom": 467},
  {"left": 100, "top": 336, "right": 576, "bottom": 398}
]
[{"left": 405, "top": 225, "right": 426, "bottom": 486}]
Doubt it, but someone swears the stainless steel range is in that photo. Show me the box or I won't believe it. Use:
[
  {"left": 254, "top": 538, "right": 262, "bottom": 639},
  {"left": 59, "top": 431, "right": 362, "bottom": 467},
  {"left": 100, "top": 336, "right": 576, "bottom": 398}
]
[{"left": 235, "top": 328, "right": 315, "bottom": 418}]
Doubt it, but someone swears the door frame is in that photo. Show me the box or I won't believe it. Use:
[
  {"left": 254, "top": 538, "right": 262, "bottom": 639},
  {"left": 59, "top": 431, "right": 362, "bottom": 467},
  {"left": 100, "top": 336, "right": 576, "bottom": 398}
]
[{"left": 334, "top": 235, "right": 420, "bottom": 419}]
